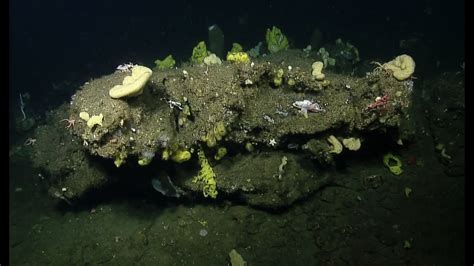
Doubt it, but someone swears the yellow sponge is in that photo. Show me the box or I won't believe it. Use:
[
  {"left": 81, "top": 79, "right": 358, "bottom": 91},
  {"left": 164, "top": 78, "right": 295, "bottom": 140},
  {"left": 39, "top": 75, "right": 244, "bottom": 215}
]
[
  {"left": 226, "top": 52, "right": 250, "bottom": 64},
  {"left": 342, "top": 137, "right": 361, "bottom": 151},
  {"left": 327, "top": 135, "right": 343, "bottom": 154},
  {"left": 383, "top": 54, "right": 415, "bottom": 81},
  {"left": 109, "top": 65, "right": 152, "bottom": 98},
  {"left": 171, "top": 149, "right": 192, "bottom": 163},
  {"left": 311, "top": 61, "right": 325, "bottom": 80}
]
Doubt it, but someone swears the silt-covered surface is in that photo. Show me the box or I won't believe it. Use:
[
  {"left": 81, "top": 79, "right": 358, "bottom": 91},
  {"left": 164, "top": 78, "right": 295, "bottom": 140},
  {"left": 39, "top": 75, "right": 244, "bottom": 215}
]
[{"left": 30, "top": 50, "right": 414, "bottom": 208}]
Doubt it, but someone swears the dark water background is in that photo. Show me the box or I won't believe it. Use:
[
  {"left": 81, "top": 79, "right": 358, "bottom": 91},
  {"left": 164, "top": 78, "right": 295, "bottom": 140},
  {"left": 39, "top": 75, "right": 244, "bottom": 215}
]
[
  {"left": 9, "top": 0, "right": 465, "bottom": 265},
  {"left": 10, "top": 0, "right": 464, "bottom": 117}
]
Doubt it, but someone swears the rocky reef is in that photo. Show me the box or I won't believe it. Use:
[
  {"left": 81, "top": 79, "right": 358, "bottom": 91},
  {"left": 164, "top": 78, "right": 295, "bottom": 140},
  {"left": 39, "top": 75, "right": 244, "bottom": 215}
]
[{"left": 31, "top": 50, "right": 415, "bottom": 208}]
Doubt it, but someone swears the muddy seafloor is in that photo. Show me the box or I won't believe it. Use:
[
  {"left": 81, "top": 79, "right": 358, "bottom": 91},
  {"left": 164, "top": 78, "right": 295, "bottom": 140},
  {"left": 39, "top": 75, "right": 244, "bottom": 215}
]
[{"left": 9, "top": 71, "right": 464, "bottom": 265}]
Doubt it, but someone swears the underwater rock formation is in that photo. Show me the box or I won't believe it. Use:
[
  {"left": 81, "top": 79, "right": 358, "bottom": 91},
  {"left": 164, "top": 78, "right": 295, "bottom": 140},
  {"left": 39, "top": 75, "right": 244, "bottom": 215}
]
[{"left": 31, "top": 50, "right": 415, "bottom": 208}]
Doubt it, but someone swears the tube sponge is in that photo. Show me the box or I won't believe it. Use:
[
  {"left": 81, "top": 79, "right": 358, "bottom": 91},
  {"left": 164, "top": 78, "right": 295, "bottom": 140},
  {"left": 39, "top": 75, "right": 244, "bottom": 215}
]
[
  {"left": 311, "top": 61, "right": 325, "bottom": 80},
  {"left": 208, "top": 24, "right": 225, "bottom": 58}
]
